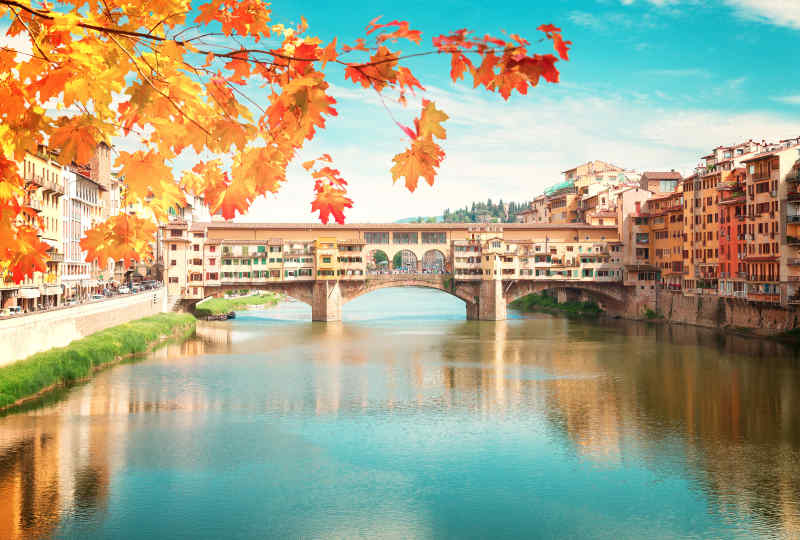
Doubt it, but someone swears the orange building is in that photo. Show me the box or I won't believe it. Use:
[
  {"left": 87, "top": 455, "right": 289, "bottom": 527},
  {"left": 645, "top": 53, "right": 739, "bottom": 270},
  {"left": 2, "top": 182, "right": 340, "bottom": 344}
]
[{"left": 717, "top": 168, "right": 747, "bottom": 298}]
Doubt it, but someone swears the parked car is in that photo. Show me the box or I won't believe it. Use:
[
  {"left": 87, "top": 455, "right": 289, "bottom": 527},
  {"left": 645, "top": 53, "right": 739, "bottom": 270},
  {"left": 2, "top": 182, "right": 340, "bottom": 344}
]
[
  {"left": 131, "top": 286, "right": 141, "bottom": 293},
  {"left": 118, "top": 286, "right": 130, "bottom": 294},
  {"left": 91, "top": 294, "right": 104, "bottom": 301},
  {"left": 4, "top": 306, "right": 22, "bottom": 316}
]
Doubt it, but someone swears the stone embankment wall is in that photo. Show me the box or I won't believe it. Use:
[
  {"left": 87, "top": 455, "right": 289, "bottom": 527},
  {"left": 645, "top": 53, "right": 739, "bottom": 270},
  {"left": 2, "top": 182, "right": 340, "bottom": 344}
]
[
  {"left": 654, "top": 291, "right": 800, "bottom": 334},
  {"left": 0, "top": 290, "right": 168, "bottom": 366}
]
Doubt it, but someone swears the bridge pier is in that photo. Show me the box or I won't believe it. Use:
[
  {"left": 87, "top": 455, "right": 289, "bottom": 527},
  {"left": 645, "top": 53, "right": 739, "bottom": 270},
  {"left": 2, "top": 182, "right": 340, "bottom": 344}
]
[
  {"left": 466, "top": 279, "right": 507, "bottom": 321},
  {"left": 312, "top": 280, "right": 342, "bottom": 322}
]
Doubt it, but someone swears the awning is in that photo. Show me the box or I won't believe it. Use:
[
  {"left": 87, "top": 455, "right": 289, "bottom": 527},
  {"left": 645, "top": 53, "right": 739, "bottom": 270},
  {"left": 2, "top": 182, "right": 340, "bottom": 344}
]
[
  {"left": 44, "top": 286, "right": 61, "bottom": 296},
  {"left": 19, "top": 288, "right": 40, "bottom": 299}
]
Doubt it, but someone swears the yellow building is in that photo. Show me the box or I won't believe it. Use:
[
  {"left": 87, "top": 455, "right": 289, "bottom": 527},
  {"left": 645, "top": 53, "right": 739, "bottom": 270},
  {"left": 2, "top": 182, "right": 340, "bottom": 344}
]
[
  {"left": 12, "top": 150, "right": 65, "bottom": 310},
  {"left": 315, "top": 237, "right": 338, "bottom": 279}
]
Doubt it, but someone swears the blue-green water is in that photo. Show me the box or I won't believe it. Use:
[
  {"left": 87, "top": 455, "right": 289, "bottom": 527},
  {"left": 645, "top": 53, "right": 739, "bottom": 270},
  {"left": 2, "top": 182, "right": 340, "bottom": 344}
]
[{"left": 2, "top": 288, "right": 800, "bottom": 539}]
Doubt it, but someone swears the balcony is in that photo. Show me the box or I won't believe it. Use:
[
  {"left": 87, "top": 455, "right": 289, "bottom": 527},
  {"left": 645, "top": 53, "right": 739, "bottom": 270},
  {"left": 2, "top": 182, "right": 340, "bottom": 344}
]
[
  {"left": 48, "top": 252, "right": 64, "bottom": 262},
  {"left": 41, "top": 177, "right": 64, "bottom": 195},
  {"left": 23, "top": 196, "right": 43, "bottom": 212},
  {"left": 24, "top": 173, "right": 44, "bottom": 188},
  {"left": 788, "top": 215, "right": 800, "bottom": 223},
  {"left": 789, "top": 259, "right": 800, "bottom": 266}
]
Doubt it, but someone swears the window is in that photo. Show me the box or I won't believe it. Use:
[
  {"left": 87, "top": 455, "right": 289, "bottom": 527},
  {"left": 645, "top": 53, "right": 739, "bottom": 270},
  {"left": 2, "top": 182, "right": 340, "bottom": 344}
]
[
  {"left": 257, "top": 245, "right": 266, "bottom": 253},
  {"left": 322, "top": 256, "right": 331, "bottom": 263},
  {"left": 193, "top": 244, "right": 200, "bottom": 251},
  {"left": 365, "top": 231, "right": 389, "bottom": 244},
  {"left": 168, "top": 277, "right": 178, "bottom": 283},
  {"left": 393, "top": 232, "right": 418, "bottom": 244},
  {"left": 170, "top": 260, "right": 177, "bottom": 266},
  {"left": 422, "top": 232, "right": 446, "bottom": 244},
  {"left": 209, "top": 245, "right": 216, "bottom": 253},
  {"left": 208, "top": 258, "right": 216, "bottom": 265},
  {"left": 171, "top": 244, "right": 176, "bottom": 251}
]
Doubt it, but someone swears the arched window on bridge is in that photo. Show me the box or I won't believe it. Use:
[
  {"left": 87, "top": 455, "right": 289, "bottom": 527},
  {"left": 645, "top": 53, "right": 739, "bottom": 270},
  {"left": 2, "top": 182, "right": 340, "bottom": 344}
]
[
  {"left": 367, "top": 249, "right": 389, "bottom": 274},
  {"left": 422, "top": 250, "right": 446, "bottom": 274},
  {"left": 392, "top": 250, "right": 418, "bottom": 273}
]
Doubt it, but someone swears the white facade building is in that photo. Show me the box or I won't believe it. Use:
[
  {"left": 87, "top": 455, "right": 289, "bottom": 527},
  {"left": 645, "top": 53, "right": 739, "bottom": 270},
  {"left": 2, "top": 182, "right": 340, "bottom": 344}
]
[{"left": 61, "top": 168, "right": 103, "bottom": 299}]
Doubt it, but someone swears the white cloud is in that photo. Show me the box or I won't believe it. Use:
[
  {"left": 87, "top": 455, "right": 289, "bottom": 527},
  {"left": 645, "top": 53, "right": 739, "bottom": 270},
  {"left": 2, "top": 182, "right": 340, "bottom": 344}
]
[
  {"left": 568, "top": 11, "right": 607, "bottom": 30},
  {"left": 642, "top": 68, "right": 710, "bottom": 77},
  {"left": 237, "top": 85, "right": 800, "bottom": 223},
  {"left": 724, "top": 0, "right": 800, "bottom": 29},
  {"left": 773, "top": 95, "right": 800, "bottom": 105}
]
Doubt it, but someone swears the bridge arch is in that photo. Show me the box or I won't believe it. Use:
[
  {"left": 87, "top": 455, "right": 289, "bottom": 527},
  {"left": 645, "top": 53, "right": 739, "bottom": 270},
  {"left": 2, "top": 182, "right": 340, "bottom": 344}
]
[
  {"left": 422, "top": 249, "right": 447, "bottom": 273},
  {"left": 504, "top": 280, "right": 625, "bottom": 310},
  {"left": 367, "top": 249, "right": 390, "bottom": 273},
  {"left": 392, "top": 249, "right": 418, "bottom": 272},
  {"left": 339, "top": 276, "right": 477, "bottom": 306}
]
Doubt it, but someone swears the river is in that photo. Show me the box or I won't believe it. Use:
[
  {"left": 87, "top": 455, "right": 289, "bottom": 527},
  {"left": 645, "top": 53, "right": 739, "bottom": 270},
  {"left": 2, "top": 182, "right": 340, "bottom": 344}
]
[{"left": 1, "top": 288, "right": 799, "bottom": 539}]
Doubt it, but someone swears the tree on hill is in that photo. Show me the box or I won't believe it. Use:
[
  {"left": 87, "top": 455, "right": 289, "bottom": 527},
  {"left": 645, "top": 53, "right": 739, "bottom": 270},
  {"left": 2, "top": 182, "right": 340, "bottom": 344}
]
[{"left": 0, "top": 0, "right": 570, "bottom": 283}]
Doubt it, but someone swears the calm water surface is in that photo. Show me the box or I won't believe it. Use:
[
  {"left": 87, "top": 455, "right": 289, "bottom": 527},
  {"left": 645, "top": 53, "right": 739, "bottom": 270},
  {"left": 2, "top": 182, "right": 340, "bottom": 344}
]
[{"left": 2, "top": 288, "right": 800, "bottom": 539}]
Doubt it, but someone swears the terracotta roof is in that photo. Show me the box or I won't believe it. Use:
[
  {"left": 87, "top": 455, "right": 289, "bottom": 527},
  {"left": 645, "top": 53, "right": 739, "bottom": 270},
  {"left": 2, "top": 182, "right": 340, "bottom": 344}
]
[{"left": 642, "top": 171, "right": 682, "bottom": 181}]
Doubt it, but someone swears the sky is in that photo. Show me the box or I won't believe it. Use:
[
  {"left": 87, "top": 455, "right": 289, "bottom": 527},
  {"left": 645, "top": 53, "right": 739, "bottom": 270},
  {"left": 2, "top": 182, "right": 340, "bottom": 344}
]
[{"left": 3, "top": 0, "right": 800, "bottom": 222}]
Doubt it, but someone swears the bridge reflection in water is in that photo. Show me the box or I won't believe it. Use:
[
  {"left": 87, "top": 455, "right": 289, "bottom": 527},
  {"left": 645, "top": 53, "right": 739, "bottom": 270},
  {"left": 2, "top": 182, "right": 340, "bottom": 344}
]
[{"left": 1, "top": 299, "right": 799, "bottom": 537}]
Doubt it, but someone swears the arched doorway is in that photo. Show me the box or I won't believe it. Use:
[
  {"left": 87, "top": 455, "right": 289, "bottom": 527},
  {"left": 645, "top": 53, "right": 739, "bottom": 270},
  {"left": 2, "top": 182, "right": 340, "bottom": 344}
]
[
  {"left": 367, "top": 249, "right": 390, "bottom": 274},
  {"left": 392, "top": 249, "right": 418, "bottom": 273},
  {"left": 422, "top": 249, "right": 446, "bottom": 274}
]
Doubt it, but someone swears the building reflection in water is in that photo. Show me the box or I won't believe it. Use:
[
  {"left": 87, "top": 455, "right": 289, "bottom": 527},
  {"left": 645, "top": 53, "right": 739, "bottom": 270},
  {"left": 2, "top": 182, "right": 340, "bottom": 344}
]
[{"left": 0, "top": 315, "right": 799, "bottom": 536}]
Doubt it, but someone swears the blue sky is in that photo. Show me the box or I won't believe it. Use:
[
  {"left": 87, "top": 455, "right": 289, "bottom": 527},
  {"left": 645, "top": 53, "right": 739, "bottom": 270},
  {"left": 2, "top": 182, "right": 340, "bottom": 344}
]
[
  {"left": 3, "top": 1, "right": 800, "bottom": 222},
  {"left": 233, "top": 0, "right": 800, "bottom": 222}
]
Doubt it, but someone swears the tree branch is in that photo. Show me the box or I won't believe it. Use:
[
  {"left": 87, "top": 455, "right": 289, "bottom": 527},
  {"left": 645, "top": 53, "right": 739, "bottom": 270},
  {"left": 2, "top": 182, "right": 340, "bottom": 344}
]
[
  {"left": 107, "top": 33, "right": 211, "bottom": 136},
  {"left": 8, "top": 6, "right": 50, "bottom": 62}
]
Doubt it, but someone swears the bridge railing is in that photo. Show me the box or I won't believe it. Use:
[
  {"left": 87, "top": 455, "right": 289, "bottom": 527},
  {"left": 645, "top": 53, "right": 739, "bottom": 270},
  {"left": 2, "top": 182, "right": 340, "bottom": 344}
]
[{"left": 366, "top": 272, "right": 451, "bottom": 282}]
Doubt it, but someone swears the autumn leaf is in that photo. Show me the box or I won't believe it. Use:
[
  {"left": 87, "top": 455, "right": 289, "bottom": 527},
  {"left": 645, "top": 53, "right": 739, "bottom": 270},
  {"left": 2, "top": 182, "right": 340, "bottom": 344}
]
[
  {"left": 305, "top": 154, "right": 352, "bottom": 223},
  {"left": 312, "top": 183, "right": 353, "bottom": 224},
  {"left": 417, "top": 100, "right": 448, "bottom": 139},
  {"left": 80, "top": 214, "right": 156, "bottom": 269},
  {"left": 391, "top": 138, "right": 445, "bottom": 192},
  {"left": 5, "top": 226, "right": 50, "bottom": 283},
  {"left": 49, "top": 117, "right": 103, "bottom": 166},
  {"left": 115, "top": 150, "right": 177, "bottom": 205}
]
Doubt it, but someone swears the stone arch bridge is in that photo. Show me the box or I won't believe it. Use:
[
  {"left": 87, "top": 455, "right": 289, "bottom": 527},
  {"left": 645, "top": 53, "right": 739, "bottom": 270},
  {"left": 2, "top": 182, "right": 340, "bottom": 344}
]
[{"left": 198, "top": 275, "right": 632, "bottom": 321}]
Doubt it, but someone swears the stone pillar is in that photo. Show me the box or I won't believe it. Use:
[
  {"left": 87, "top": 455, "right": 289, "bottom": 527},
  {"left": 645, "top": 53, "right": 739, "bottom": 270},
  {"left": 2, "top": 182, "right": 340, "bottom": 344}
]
[
  {"left": 312, "top": 280, "right": 342, "bottom": 322},
  {"left": 466, "top": 300, "right": 479, "bottom": 320},
  {"left": 467, "top": 279, "right": 507, "bottom": 321}
]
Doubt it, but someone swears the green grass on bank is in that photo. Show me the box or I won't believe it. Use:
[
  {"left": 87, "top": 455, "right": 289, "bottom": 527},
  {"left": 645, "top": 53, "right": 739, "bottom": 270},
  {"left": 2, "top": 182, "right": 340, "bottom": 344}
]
[
  {"left": 509, "top": 293, "right": 603, "bottom": 317},
  {"left": 0, "top": 313, "right": 195, "bottom": 410},
  {"left": 194, "top": 292, "right": 280, "bottom": 318}
]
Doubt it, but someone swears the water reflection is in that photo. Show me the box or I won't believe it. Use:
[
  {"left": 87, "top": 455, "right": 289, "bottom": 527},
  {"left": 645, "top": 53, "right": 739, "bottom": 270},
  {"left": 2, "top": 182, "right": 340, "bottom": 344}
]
[{"left": 0, "top": 289, "right": 799, "bottom": 537}]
